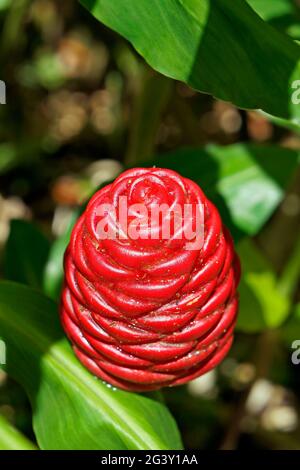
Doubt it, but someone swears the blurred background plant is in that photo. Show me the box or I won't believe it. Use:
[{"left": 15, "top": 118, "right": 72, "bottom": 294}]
[{"left": 0, "top": 0, "right": 300, "bottom": 450}]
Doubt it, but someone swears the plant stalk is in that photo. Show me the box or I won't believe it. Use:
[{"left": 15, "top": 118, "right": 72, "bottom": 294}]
[{"left": 125, "top": 68, "right": 174, "bottom": 167}]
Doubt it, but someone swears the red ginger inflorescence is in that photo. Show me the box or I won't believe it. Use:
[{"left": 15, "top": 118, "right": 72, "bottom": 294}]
[{"left": 60, "top": 167, "right": 240, "bottom": 391}]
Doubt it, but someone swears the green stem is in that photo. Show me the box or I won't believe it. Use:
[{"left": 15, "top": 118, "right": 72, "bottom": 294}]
[{"left": 125, "top": 68, "right": 173, "bottom": 167}]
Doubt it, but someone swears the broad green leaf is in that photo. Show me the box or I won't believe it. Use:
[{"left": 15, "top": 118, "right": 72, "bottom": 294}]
[
  {"left": 247, "top": 0, "right": 300, "bottom": 39},
  {"left": 0, "top": 414, "right": 37, "bottom": 450},
  {"left": 0, "top": 281, "right": 182, "bottom": 450},
  {"left": 149, "top": 144, "right": 300, "bottom": 237},
  {"left": 236, "top": 239, "right": 290, "bottom": 333},
  {"left": 81, "top": 0, "right": 300, "bottom": 124},
  {"left": 0, "top": 0, "right": 11, "bottom": 11},
  {"left": 253, "top": 2, "right": 300, "bottom": 134},
  {"left": 4, "top": 220, "right": 50, "bottom": 289}
]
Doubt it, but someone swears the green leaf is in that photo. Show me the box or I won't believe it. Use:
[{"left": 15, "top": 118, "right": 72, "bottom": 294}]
[
  {"left": 0, "top": 414, "right": 37, "bottom": 450},
  {"left": 0, "top": 281, "right": 182, "bottom": 450},
  {"left": 4, "top": 220, "right": 50, "bottom": 289},
  {"left": 236, "top": 239, "right": 290, "bottom": 333},
  {"left": 247, "top": 0, "right": 300, "bottom": 39},
  {"left": 81, "top": 0, "right": 300, "bottom": 124},
  {"left": 149, "top": 143, "right": 300, "bottom": 237}
]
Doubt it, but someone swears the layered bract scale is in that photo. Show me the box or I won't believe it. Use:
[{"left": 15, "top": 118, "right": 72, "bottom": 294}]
[{"left": 60, "top": 168, "right": 240, "bottom": 391}]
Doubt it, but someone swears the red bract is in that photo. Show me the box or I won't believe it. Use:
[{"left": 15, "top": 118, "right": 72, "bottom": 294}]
[{"left": 60, "top": 168, "right": 240, "bottom": 391}]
